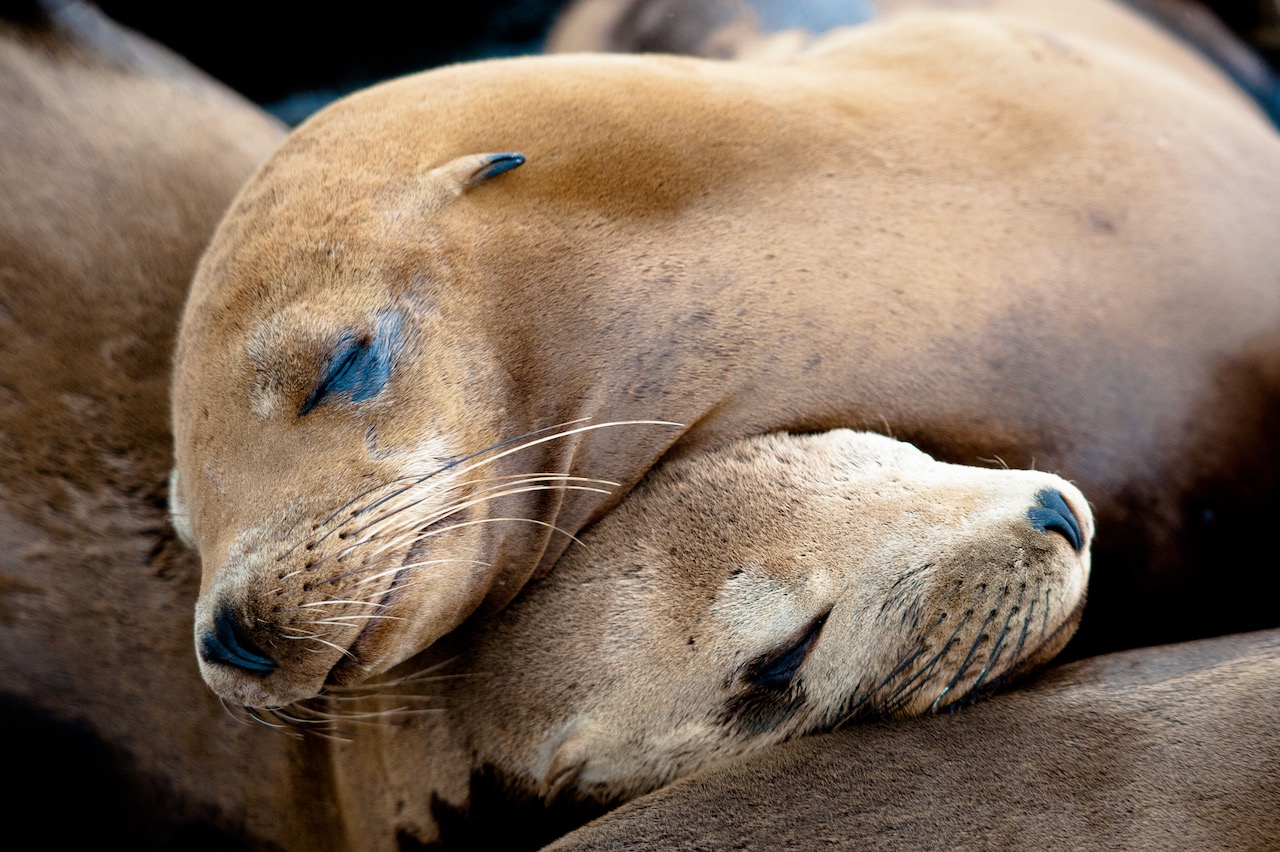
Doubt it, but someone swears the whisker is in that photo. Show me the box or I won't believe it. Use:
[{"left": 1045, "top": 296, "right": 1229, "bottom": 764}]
[
  {"left": 304, "top": 477, "right": 613, "bottom": 577},
  {"left": 303, "top": 635, "right": 357, "bottom": 659},
  {"left": 337, "top": 478, "right": 617, "bottom": 551},
  {"left": 299, "top": 599, "right": 386, "bottom": 609},
  {"left": 245, "top": 706, "right": 292, "bottom": 731},
  {"left": 311, "top": 419, "right": 594, "bottom": 532},
  {"left": 345, "top": 417, "right": 675, "bottom": 524},
  {"left": 969, "top": 588, "right": 1029, "bottom": 694},
  {"left": 878, "top": 608, "right": 976, "bottom": 715},
  {"left": 279, "top": 626, "right": 323, "bottom": 638},
  {"left": 353, "top": 558, "right": 491, "bottom": 587},
  {"left": 834, "top": 612, "right": 948, "bottom": 727},
  {"left": 314, "top": 510, "right": 584, "bottom": 587},
  {"left": 290, "top": 417, "right": 675, "bottom": 558},
  {"left": 929, "top": 606, "right": 1001, "bottom": 713},
  {"left": 318, "top": 692, "right": 444, "bottom": 704},
  {"left": 309, "top": 614, "right": 406, "bottom": 625}
]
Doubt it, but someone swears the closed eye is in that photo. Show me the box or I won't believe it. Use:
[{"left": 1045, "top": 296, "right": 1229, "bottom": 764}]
[
  {"left": 742, "top": 611, "right": 829, "bottom": 689},
  {"left": 298, "top": 313, "right": 402, "bottom": 416}
]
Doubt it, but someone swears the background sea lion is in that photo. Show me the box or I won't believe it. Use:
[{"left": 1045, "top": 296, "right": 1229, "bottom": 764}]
[
  {"left": 0, "top": 2, "right": 306, "bottom": 847},
  {"left": 544, "top": 627, "right": 1280, "bottom": 851},
  {"left": 172, "top": 0, "right": 1280, "bottom": 709},
  {"left": 547, "top": 0, "right": 1280, "bottom": 124}
]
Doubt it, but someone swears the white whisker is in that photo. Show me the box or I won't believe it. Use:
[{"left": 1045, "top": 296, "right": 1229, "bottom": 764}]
[{"left": 299, "top": 599, "right": 386, "bottom": 609}]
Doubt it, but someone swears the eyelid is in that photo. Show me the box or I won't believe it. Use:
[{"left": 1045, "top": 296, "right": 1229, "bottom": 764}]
[
  {"left": 298, "top": 312, "right": 403, "bottom": 416},
  {"left": 742, "top": 611, "right": 830, "bottom": 689}
]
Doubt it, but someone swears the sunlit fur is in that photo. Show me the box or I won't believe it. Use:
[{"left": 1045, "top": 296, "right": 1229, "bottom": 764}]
[
  {"left": 217, "top": 429, "right": 1089, "bottom": 812},
  {"left": 173, "top": 0, "right": 1280, "bottom": 710}
]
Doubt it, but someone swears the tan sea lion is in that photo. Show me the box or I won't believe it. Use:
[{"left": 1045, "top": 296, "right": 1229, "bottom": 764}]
[
  {"left": 316, "top": 428, "right": 1091, "bottom": 847},
  {"left": 545, "top": 627, "right": 1280, "bottom": 851},
  {"left": 0, "top": 3, "right": 1093, "bottom": 849},
  {"left": 0, "top": 1, "right": 306, "bottom": 846},
  {"left": 171, "top": 0, "right": 1280, "bottom": 709}
]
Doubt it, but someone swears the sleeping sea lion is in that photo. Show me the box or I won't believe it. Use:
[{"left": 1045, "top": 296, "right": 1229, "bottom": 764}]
[
  {"left": 170, "top": 0, "right": 1280, "bottom": 709},
  {"left": 316, "top": 428, "right": 1092, "bottom": 847}
]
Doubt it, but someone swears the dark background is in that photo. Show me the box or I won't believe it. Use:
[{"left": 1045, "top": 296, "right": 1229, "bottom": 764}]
[
  {"left": 96, "top": 1, "right": 577, "bottom": 123},
  {"left": 91, "top": 1, "right": 1280, "bottom": 125}
]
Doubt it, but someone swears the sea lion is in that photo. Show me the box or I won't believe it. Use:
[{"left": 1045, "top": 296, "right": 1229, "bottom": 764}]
[
  {"left": 0, "top": 1, "right": 305, "bottom": 846},
  {"left": 171, "top": 0, "right": 1280, "bottom": 709},
  {"left": 545, "top": 627, "right": 1280, "bottom": 851},
  {"left": 450, "top": 430, "right": 1092, "bottom": 797},
  {"left": 547, "top": 0, "right": 1280, "bottom": 128},
  {"left": 316, "top": 427, "right": 1091, "bottom": 848}
]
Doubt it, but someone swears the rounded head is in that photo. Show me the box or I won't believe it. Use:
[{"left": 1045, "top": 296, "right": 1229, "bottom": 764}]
[
  {"left": 453, "top": 430, "right": 1091, "bottom": 800},
  {"left": 168, "top": 132, "right": 570, "bottom": 707}
]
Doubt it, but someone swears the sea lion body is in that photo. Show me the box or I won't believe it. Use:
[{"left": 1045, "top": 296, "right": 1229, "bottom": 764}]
[
  {"left": 0, "top": 2, "right": 302, "bottom": 845},
  {"left": 172, "top": 0, "right": 1280, "bottom": 707},
  {"left": 548, "top": 0, "right": 1280, "bottom": 125},
  {"left": 545, "top": 627, "right": 1280, "bottom": 851}
]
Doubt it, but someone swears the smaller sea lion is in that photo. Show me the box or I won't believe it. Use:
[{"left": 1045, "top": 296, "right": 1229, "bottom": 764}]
[
  {"left": 449, "top": 430, "right": 1091, "bottom": 802},
  {"left": 320, "top": 429, "right": 1090, "bottom": 848}
]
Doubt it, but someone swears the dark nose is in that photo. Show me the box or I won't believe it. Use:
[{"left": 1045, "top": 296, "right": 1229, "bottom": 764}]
[
  {"left": 1027, "top": 488, "right": 1085, "bottom": 553},
  {"left": 199, "top": 601, "right": 276, "bottom": 674}
]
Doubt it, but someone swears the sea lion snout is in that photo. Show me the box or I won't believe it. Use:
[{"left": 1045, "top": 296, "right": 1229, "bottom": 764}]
[
  {"left": 198, "top": 600, "right": 276, "bottom": 675},
  {"left": 1029, "top": 487, "right": 1086, "bottom": 552}
]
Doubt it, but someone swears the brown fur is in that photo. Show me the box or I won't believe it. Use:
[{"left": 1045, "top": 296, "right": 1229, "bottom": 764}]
[
  {"left": 0, "top": 4, "right": 1092, "bottom": 847},
  {"left": 172, "top": 0, "right": 1280, "bottom": 709},
  {"left": 0, "top": 2, "right": 310, "bottom": 846},
  {"left": 545, "top": 628, "right": 1280, "bottom": 851},
  {"left": 309, "top": 429, "right": 1092, "bottom": 847}
]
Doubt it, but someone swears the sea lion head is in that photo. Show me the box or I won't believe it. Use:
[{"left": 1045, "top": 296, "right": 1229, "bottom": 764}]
[
  {"left": 454, "top": 430, "right": 1091, "bottom": 800},
  {"left": 168, "top": 51, "right": 775, "bottom": 709},
  {"left": 168, "top": 128, "right": 580, "bottom": 707}
]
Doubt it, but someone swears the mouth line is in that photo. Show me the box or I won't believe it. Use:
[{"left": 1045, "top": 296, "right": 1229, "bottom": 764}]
[{"left": 324, "top": 559, "right": 411, "bottom": 686}]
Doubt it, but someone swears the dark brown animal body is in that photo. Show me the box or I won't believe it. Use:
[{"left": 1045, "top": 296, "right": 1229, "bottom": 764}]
[
  {"left": 0, "top": 2, "right": 313, "bottom": 846},
  {"left": 546, "top": 628, "right": 1280, "bottom": 851}
]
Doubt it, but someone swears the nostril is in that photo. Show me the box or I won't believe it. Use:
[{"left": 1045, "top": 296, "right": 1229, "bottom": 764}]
[
  {"left": 199, "top": 601, "right": 276, "bottom": 674},
  {"left": 1027, "top": 488, "right": 1084, "bottom": 553}
]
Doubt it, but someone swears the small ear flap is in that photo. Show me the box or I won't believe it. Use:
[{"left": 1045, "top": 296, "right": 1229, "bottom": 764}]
[
  {"left": 540, "top": 734, "right": 588, "bottom": 802},
  {"left": 428, "top": 152, "right": 526, "bottom": 195}
]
